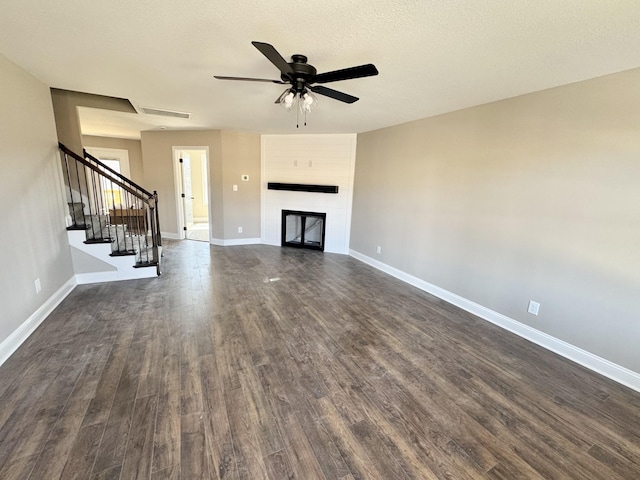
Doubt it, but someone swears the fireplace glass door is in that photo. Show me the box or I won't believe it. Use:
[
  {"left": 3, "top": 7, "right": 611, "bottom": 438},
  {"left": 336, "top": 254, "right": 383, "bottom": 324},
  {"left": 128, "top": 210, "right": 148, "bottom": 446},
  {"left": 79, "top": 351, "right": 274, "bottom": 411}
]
[{"left": 281, "top": 210, "right": 326, "bottom": 251}]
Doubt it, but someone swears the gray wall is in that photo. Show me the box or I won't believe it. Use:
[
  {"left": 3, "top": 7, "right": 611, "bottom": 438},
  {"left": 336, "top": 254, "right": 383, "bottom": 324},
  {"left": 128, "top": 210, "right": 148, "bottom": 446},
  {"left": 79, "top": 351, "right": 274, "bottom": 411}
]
[
  {"left": 0, "top": 53, "right": 74, "bottom": 345},
  {"left": 351, "top": 67, "right": 640, "bottom": 373}
]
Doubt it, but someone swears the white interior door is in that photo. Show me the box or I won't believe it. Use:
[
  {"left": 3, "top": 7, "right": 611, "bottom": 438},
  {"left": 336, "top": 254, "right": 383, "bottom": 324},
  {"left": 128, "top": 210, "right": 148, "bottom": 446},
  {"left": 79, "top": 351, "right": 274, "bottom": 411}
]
[{"left": 180, "top": 153, "right": 194, "bottom": 229}]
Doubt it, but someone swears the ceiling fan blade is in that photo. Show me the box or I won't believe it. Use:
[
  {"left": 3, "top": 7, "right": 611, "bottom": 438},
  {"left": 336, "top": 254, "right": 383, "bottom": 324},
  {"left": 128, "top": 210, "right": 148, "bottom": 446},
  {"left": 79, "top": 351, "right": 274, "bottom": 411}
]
[
  {"left": 309, "top": 85, "right": 359, "bottom": 104},
  {"left": 314, "top": 64, "right": 378, "bottom": 84},
  {"left": 214, "top": 75, "right": 286, "bottom": 84},
  {"left": 251, "top": 41, "right": 294, "bottom": 77}
]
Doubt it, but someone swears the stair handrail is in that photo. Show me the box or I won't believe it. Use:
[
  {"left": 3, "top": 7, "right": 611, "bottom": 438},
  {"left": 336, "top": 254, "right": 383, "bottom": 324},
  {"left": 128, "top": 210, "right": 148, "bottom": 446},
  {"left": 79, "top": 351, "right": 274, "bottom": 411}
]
[
  {"left": 59, "top": 143, "right": 154, "bottom": 204},
  {"left": 83, "top": 148, "right": 154, "bottom": 199}
]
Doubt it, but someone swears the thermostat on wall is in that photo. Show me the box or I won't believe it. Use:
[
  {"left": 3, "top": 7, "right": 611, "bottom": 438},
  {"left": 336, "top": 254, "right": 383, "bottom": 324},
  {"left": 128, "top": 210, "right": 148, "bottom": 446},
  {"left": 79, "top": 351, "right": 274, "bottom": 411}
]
[{"left": 241, "top": 174, "right": 249, "bottom": 181}]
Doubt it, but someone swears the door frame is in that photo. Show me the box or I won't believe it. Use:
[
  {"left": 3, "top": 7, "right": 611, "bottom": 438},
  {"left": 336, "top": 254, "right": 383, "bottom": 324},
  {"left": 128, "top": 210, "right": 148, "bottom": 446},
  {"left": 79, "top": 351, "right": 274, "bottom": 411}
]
[{"left": 172, "top": 146, "right": 210, "bottom": 240}]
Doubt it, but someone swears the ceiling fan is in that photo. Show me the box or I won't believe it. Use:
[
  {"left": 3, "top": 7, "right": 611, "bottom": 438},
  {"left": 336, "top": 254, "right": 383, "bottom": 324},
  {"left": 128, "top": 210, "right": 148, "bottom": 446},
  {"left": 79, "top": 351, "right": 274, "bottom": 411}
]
[{"left": 214, "top": 41, "right": 378, "bottom": 126}]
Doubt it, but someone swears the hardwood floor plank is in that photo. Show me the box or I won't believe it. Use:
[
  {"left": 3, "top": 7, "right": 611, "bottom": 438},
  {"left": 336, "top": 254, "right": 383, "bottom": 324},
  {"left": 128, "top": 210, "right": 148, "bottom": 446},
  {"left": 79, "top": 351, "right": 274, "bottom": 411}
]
[
  {"left": 293, "top": 399, "right": 352, "bottom": 480},
  {"left": 90, "top": 397, "right": 136, "bottom": 474},
  {"left": 588, "top": 443, "right": 640, "bottom": 479},
  {"left": 225, "top": 386, "right": 270, "bottom": 480},
  {"left": 263, "top": 449, "right": 296, "bottom": 480},
  {"left": 200, "top": 353, "right": 238, "bottom": 480},
  {"left": 181, "top": 412, "right": 210, "bottom": 479},
  {"left": 26, "top": 397, "right": 92, "bottom": 480},
  {"left": 151, "top": 463, "right": 180, "bottom": 480},
  {"left": 0, "top": 453, "right": 39, "bottom": 480},
  {"left": 82, "top": 337, "right": 135, "bottom": 427},
  {"left": 91, "top": 465, "right": 121, "bottom": 480},
  {"left": 119, "top": 394, "right": 158, "bottom": 480},
  {"left": 59, "top": 422, "right": 104, "bottom": 479},
  {"left": 152, "top": 331, "right": 181, "bottom": 474}
]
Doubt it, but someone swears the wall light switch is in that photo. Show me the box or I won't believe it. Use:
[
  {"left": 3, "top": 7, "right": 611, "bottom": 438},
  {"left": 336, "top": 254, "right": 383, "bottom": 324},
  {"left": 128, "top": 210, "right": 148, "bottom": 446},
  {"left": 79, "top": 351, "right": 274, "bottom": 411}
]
[{"left": 232, "top": 184, "right": 238, "bottom": 191}]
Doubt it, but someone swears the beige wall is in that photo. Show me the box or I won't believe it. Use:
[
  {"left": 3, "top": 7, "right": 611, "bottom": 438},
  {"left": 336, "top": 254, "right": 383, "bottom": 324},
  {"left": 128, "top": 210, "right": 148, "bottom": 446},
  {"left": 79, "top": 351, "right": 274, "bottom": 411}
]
[
  {"left": 141, "top": 130, "right": 221, "bottom": 237},
  {"left": 351, "top": 68, "right": 640, "bottom": 373},
  {"left": 220, "top": 131, "right": 261, "bottom": 240},
  {"left": 0, "top": 54, "right": 74, "bottom": 345},
  {"left": 51, "top": 89, "right": 136, "bottom": 155},
  {"left": 140, "top": 130, "right": 260, "bottom": 240},
  {"left": 82, "top": 135, "right": 144, "bottom": 184}
]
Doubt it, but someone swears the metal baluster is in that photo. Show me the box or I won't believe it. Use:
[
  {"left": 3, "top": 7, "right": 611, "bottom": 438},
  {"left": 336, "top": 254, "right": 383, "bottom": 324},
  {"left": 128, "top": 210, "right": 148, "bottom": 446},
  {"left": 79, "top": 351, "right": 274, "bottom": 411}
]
[
  {"left": 109, "top": 177, "right": 120, "bottom": 252},
  {"left": 73, "top": 155, "right": 87, "bottom": 228},
  {"left": 154, "top": 191, "right": 162, "bottom": 247},
  {"left": 63, "top": 153, "right": 77, "bottom": 226},
  {"left": 90, "top": 165, "right": 104, "bottom": 239},
  {"left": 81, "top": 160, "right": 98, "bottom": 240}
]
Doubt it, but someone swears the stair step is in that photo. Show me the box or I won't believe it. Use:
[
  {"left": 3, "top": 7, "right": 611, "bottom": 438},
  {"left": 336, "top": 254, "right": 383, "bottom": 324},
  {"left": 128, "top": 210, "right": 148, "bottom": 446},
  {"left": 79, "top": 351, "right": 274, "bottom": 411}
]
[
  {"left": 110, "top": 250, "right": 137, "bottom": 257},
  {"left": 85, "top": 238, "right": 113, "bottom": 244},
  {"left": 134, "top": 260, "right": 159, "bottom": 269},
  {"left": 67, "top": 224, "right": 90, "bottom": 231}
]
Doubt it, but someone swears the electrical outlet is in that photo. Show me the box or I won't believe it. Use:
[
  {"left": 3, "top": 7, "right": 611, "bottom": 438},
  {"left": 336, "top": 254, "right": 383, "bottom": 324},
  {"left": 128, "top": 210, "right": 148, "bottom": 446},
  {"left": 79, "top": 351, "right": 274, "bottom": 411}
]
[
  {"left": 376, "top": 245, "right": 382, "bottom": 254},
  {"left": 34, "top": 278, "right": 41, "bottom": 294},
  {"left": 528, "top": 300, "right": 540, "bottom": 315},
  {"left": 232, "top": 184, "right": 238, "bottom": 191},
  {"left": 238, "top": 227, "right": 243, "bottom": 233}
]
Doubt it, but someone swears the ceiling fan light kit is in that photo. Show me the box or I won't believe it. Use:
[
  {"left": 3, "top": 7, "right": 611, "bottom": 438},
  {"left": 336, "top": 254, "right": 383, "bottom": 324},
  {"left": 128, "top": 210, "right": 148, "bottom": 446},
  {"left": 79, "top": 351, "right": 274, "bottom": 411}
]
[{"left": 214, "top": 41, "right": 378, "bottom": 127}]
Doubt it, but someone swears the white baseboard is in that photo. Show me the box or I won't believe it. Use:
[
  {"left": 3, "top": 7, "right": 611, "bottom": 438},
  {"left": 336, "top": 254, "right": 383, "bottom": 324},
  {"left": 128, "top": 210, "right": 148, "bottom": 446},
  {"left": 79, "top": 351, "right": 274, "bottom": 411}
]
[
  {"left": 349, "top": 249, "right": 640, "bottom": 393},
  {"left": 210, "top": 237, "right": 261, "bottom": 246},
  {"left": 161, "top": 231, "right": 181, "bottom": 240},
  {"left": 0, "top": 277, "right": 77, "bottom": 367}
]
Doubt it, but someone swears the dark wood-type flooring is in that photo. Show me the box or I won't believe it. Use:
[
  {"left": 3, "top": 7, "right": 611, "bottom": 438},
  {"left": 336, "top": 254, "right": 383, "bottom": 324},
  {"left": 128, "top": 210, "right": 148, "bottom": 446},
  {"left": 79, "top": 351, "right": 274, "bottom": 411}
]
[{"left": 1, "top": 240, "right": 639, "bottom": 479}]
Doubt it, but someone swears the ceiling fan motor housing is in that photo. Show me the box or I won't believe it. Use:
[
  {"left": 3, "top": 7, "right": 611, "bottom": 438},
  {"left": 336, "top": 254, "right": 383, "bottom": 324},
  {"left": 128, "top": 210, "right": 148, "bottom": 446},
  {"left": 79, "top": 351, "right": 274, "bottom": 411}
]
[{"left": 282, "top": 55, "right": 317, "bottom": 92}]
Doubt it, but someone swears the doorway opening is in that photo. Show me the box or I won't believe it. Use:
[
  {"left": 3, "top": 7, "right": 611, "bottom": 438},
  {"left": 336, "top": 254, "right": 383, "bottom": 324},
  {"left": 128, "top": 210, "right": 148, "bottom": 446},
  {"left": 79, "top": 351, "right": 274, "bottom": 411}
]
[{"left": 173, "top": 147, "right": 210, "bottom": 242}]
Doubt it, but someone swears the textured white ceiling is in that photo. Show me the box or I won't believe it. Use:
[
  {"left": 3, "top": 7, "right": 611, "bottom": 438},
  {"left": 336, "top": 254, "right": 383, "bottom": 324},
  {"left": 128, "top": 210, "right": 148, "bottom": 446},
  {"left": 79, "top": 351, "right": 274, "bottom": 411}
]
[{"left": 1, "top": 0, "right": 639, "bottom": 138}]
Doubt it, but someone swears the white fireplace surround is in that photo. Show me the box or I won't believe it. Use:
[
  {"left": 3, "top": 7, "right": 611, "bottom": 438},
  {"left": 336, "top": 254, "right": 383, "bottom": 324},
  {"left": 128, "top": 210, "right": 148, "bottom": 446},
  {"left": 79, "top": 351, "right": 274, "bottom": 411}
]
[{"left": 261, "top": 134, "right": 357, "bottom": 254}]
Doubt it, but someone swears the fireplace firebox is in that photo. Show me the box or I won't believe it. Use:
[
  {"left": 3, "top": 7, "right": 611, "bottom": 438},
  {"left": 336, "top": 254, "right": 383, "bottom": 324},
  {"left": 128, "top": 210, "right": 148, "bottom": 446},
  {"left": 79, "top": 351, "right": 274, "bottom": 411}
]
[{"left": 281, "top": 210, "right": 326, "bottom": 251}]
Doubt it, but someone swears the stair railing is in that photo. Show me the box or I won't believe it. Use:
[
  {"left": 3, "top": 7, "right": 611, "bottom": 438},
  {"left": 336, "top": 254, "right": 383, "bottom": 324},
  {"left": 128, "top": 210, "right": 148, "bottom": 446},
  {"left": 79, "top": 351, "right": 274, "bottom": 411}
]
[{"left": 59, "top": 142, "right": 162, "bottom": 276}]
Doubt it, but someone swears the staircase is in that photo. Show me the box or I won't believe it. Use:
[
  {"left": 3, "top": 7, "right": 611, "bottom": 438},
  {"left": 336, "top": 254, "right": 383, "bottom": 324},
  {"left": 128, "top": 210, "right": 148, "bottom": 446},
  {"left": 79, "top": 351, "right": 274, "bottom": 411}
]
[{"left": 59, "top": 143, "right": 162, "bottom": 282}]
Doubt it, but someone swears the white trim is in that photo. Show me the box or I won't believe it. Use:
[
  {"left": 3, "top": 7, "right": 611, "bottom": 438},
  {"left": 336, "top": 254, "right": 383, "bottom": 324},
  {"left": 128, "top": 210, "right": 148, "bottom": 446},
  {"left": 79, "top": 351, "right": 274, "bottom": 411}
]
[
  {"left": 0, "top": 277, "right": 77, "bottom": 367},
  {"left": 349, "top": 249, "right": 640, "bottom": 393},
  {"left": 172, "top": 147, "right": 186, "bottom": 240},
  {"left": 161, "top": 231, "right": 181, "bottom": 240},
  {"left": 211, "top": 237, "right": 261, "bottom": 246}
]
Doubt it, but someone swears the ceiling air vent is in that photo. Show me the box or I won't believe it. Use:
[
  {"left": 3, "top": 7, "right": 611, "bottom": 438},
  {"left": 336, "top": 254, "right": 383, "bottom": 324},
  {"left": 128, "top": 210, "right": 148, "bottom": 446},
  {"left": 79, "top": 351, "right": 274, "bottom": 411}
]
[{"left": 138, "top": 106, "right": 191, "bottom": 119}]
